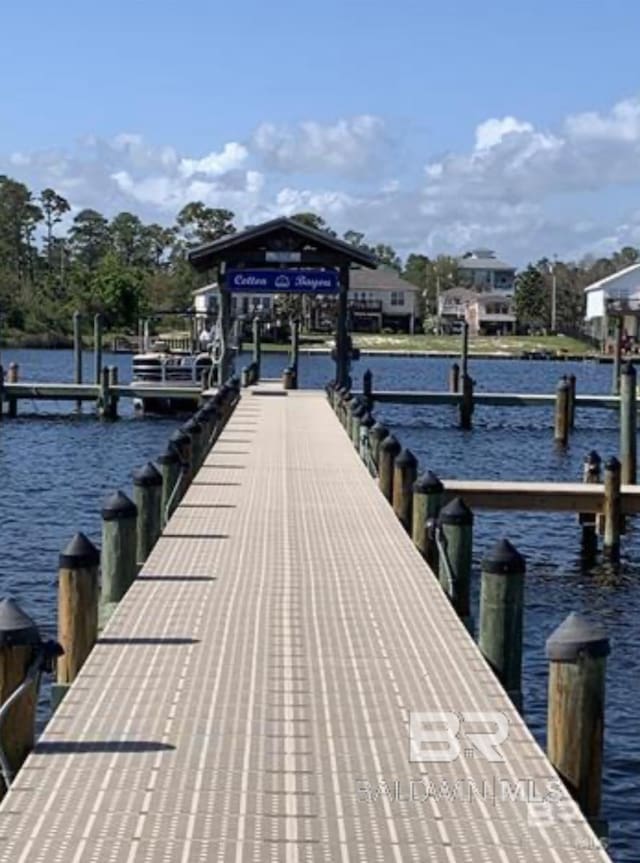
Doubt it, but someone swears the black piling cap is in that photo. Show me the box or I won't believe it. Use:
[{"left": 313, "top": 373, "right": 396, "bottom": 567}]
[
  {"left": 170, "top": 429, "right": 190, "bottom": 447},
  {"left": 157, "top": 445, "right": 180, "bottom": 465},
  {"left": 133, "top": 462, "right": 162, "bottom": 487},
  {"left": 101, "top": 490, "right": 137, "bottom": 522},
  {"left": 182, "top": 418, "right": 203, "bottom": 436},
  {"left": 605, "top": 456, "right": 621, "bottom": 473},
  {"left": 622, "top": 361, "right": 636, "bottom": 376},
  {"left": 585, "top": 450, "right": 602, "bottom": 466},
  {"left": 482, "top": 539, "right": 525, "bottom": 576},
  {"left": 59, "top": 532, "right": 100, "bottom": 570},
  {"left": 360, "top": 412, "right": 375, "bottom": 428},
  {"left": 438, "top": 496, "right": 473, "bottom": 526},
  {"left": 380, "top": 434, "right": 401, "bottom": 455},
  {"left": 0, "top": 598, "right": 40, "bottom": 647},
  {"left": 351, "top": 401, "right": 366, "bottom": 418},
  {"left": 546, "top": 612, "right": 610, "bottom": 663},
  {"left": 557, "top": 377, "right": 570, "bottom": 391},
  {"left": 370, "top": 422, "right": 389, "bottom": 441},
  {"left": 395, "top": 447, "right": 418, "bottom": 470},
  {"left": 413, "top": 470, "right": 444, "bottom": 495}
]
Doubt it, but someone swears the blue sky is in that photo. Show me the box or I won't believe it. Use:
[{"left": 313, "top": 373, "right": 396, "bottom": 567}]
[{"left": 2, "top": 0, "right": 640, "bottom": 264}]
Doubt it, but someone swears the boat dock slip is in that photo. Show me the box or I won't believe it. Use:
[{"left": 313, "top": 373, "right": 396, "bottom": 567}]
[
  {"left": 442, "top": 479, "right": 640, "bottom": 513},
  {"left": 0, "top": 389, "right": 609, "bottom": 862}
]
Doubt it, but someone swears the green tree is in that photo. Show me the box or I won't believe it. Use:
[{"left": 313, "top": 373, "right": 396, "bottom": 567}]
[
  {"left": 515, "top": 264, "right": 549, "bottom": 330},
  {"left": 109, "top": 212, "right": 151, "bottom": 267},
  {"left": 90, "top": 253, "right": 146, "bottom": 328},
  {"left": 0, "top": 177, "right": 43, "bottom": 282},
  {"left": 290, "top": 212, "right": 336, "bottom": 236},
  {"left": 69, "top": 208, "right": 110, "bottom": 270},
  {"left": 175, "top": 203, "right": 235, "bottom": 248},
  {"left": 40, "top": 188, "right": 70, "bottom": 272}
]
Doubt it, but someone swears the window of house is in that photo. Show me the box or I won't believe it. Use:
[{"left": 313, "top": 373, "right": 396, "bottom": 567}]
[{"left": 390, "top": 291, "right": 404, "bottom": 306}]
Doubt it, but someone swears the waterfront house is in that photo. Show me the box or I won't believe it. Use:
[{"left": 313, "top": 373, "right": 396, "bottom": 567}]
[
  {"left": 457, "top": 248, "right": 516, "bottom": 294},
  {"left": 584, "top": 263, "right": 640, "bottom": 349}
]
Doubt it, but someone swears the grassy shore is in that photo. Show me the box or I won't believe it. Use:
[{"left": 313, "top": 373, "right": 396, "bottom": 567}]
[{"left": 350, "top": 333, "right": 592, "bottom": 355}]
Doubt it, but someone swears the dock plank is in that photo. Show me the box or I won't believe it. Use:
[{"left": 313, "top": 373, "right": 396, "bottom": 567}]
[{"left": 0, "top": 389, "right": 610, "bottom": 862}]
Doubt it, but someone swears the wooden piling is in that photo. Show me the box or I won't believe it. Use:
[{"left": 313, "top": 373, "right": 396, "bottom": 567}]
[
  {"left": 350, "top": 402, "right": 365, "bottom": 449},
  {"left": 101, "top": 491, "right": 138, "bottom": 603},
  {"left": 57, "top": 533, "right": 99, "bottom": 685},
  {"left": 460, "top": 374, "right": 473, "bottom": 430},
  {"left": 546, "top": 612, "right": 610, "bottom": 817},
  {"left": 363, "top": 369, "right": 373, "bottom": 408},
  {"left": 282, "top": 366, "right": 297, "bottom": 390},
  {"left": 368, "top": 422, "right": 389, "bottom": 470},
  {"left": 568, "top": 373, "right": 577, "bottom": 430},
  {"left": 358, "top": 412, "right": 375, "bottom": 461},
  {"left": 0, "top": 599, "right": 41, "bottom": 797},
  {"left": 612, "top": 316, "right": 622, "bottom": 395},
  {"left": 437, "top": 497, "right": 473, "bottom": 623},
  {"left": 107, "top": 365, "right": 119, "bottom": 418},
  {"left": 554, "top": 377, "right": 570, "bottom": 446},
  {"left": 73, "top": 310, "right": 82, "bottom": 410},
  {"left": 290, "top": 318, "right": 300, "bottom": 375},
  {"left": 0, "top": 365, "right": 4, "bottom": 419},
  {"left": 619, "top": 362, "right": 637, "bottom": 485},
  {"left": 158, "top": 445, "right": 181, "bottom": 524},
  {"left": 580, "top": 450, "right": 601, "bottom": 560},
  {"left": 182, "top": 418, "right": 204, "bottom": 473},
  {"left": 461, "top": 321, "right": 469, "bottom": 379},
  {"left": 252, "top": 316, "right": 262, "bottom": 380},
  {"left": 411, "top": 471, "right": 444, "bottom": 570},
  {"left": 479, "top": 539, "right": 525, "bottom": 708},
  {"left": 94, "top": 314, "right": 103, "bottom": 385},
  {"left": 603, "top": 456, "right": 621, "bottom": 560},
  {"left": 392, "top": 448, "right": 418, "bottom": 532},
  {"left": 378, "top": 434, "right": 401, "bottom": 503},
  {"left": 6, "top": 363, "right": 18, "bottom": 418},
  {"left": 133, "top": 463, "right": 163, "bottom": 566},
  {"left": 448, "top": 362, "right": 460, "bottom": 394},
  {"left": 169, "top": 429, "right": 192, "bottom": 492}
]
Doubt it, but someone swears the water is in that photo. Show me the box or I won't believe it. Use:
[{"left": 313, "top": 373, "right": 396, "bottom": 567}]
[{"left": 1, "top": 348, "right": 638, "bottom": 860}]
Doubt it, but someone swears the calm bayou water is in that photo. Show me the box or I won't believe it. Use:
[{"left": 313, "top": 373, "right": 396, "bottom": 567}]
[{"left": 1, "top": 347, "right": 637, "bottom": 860}]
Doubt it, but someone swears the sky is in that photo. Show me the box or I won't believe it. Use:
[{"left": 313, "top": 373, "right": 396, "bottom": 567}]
[{"left": 2, "top": 0, "right": 640, "bottom": 266}]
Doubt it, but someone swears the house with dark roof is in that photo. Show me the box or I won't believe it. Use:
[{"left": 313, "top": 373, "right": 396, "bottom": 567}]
[{"left": 457, "top": 249, "right": 516, "bottom": 294}]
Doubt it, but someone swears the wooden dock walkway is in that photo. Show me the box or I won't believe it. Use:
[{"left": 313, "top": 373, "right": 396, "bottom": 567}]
[{"left": 0, "top": 387, "right": 610, "bottom": 861}]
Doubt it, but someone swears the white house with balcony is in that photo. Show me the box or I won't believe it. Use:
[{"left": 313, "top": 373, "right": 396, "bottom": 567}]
[{"left": 584, "top": 263, "right": 640, "bottom": 348}]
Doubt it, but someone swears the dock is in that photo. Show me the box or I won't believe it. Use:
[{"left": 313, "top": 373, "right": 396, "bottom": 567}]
[
  {"left": 442, "top": 479, "right": 640, "bottom": 513},
  {"left": 0, "top": 385, "right": 610, "bottom": 861},
  {"left": 357, "top": 389, "right": 620, "bottom": 410}
]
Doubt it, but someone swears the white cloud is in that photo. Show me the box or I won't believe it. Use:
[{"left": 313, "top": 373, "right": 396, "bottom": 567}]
[
  {"left": 252, "top": 115, "right": 387, "bottom": 175},
  {"left": 475, "top": 116, "right": 534, "bottom": 150},
  {"left": 179, "top": 142, "right": 248, "bottom": 178}
]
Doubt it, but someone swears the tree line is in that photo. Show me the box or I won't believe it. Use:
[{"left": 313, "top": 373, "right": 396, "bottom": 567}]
[{"left": 0, "top": 173, "right": 636, "bottom": 341}]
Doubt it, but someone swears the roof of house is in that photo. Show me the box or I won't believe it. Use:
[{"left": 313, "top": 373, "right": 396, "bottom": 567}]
[
  {"left": 472, "top": 292, "right": 515, "bottom": 303},
  {"left": 351, "top": 267, "right": 418, "bottom": 293},
  {"left": 440, "top": 286, "right": 477, "bottom": 301},
  {"left": 192, "top": 283, "right": 218, "bottom": 295},
  {"left": 457, "top": 249, "right": 515, "bottom": 272},
  {"left": 583, "top": 263, "right": 640, "bottom": 293},
  {"left": 188, "top": 217, "right": 377, "bottom": 272}
]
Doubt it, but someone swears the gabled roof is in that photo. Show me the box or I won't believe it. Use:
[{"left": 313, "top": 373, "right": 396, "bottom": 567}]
[
  {"left": 351, "top": 267, "right": 418, "bottom": 293},
  {"left": 188, "top": 217, "right": 377, "bottom": 271},
  {"left": 192, "top": 282, "right": 218, "bottom": 295},
  {"left": 457, "top": 250, "right": 515, "bottom": 272},
  {"left": 583, "top": 263, "right": 640, "bottom": 293},
  {"left": 440, "top": 286, "right": 477, "bottom": 301}
]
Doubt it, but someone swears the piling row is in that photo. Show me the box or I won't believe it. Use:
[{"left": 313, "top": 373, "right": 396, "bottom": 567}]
[
  {"left": 0, "top": 378, "right": 240, "bottom": 799},
  {"left": 326, "top": 378, "right": 611, "bottom": 825}
]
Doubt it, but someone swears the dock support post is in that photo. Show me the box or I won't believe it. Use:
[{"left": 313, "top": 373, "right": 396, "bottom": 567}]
[
  {"left": 350, "top": 402, "right": 365, "bottom": 449},
  {"left": 252, "top": 316, "right": 262, "bottom": 381},
  {"left": 378, "top": 434, "right": 401, "bottom": 503},
  {"left": 0, "top": 599, "right": 41, "bottom": 798},
  {"left": 580, "top": 451, "right": 601, "bottom": 561},
  {"left": 290, "top": 318, "right": 300, "bottom": 377},
  {"left": 73, "top": 310, "right": 82, "bottom": 410},
  {"left": 612, "top": 317, "right": 622, "bottom": 395},
  {"left": 0, "top": 365, "right": 4, "bottom": 419},
  {"left": 368, "top": 422, "right": 389, "bottom": 473},
  {"left": 158, "top": 446, "right": 181, "bottom": 526},
  {"left": 6, "top": 363, "right": 18, "bottom": 418},
  {"left": 107, "top": 365, "right": 119, "bottom": 418},
  {"left": 169, "top": 429, "right": 192, "bottom": 494},
  {"left": 182, "top": 418, "right": 204, "bottom": 474},
  {"left": 437, "top": 497, "right": 473, "bottom": 625},
  {"left": 554, "top": 377, "right": 570, "bottom": 446},
  {"left": 603, "top": 457, "right": 621, "bottom": 560},
  {"left": 619, "top": 362, "right": 637, "bottom": 484},
  {"left": 358, "top": 412, "right": 375, "bottom": 462},
  {"left": 448, "top": 362, "right": 460, "bottom": 394},
  {"left": 55, "top": 533, "right": 99, "bottom": 707},
  {"left": 479, "top": 539, "right": 525, "bottom": 708},
  {"left": 411, "top": 471, "right": 444, "bottom": 570},
  {"left": 568, "top": 373, "right": 577, "bottom": 430},
  {"left": 461, "top": 320, "right": 469, "bottom": 379},
  {"left": 363, "top": 369, "right": 373, "bottom": 409},
  {"left": 101, "top": 491, "right": 138, "bottom": 604},
  {"left": 546, "top": 612, "right": 609, "bottom": 818},
  {"left": 133, "top": 463, "right": 162, "bottom": 567},
  {"left": 392, "top": 448, "right": 418, "bottom": 532},
  {"left": 460, "top": 374, "right": 473, "bottom": 430},
  {"left": 93, "top": 313, "right": 103, "bottom": 385}
]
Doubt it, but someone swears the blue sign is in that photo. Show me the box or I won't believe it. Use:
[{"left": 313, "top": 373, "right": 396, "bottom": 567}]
[{"left": 227, "top": 269, "right": 339, "bottom": 294}]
